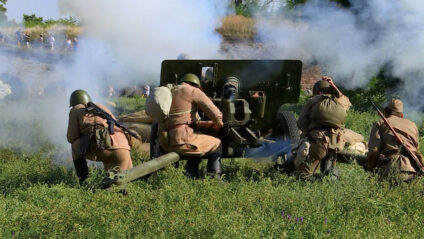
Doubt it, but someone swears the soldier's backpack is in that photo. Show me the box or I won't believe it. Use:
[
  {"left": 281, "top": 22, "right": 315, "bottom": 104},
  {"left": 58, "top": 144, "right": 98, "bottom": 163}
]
[
  {"left": 145, "top": 85, "right": 174, "bottom": 122},
  {"left": 310, "top": 94, "right": 347, "bottom": 128}
]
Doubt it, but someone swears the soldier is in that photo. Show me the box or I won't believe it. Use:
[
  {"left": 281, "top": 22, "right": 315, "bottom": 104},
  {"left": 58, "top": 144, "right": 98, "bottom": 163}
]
[
  {"left": 366, "top": 98, "right": 424, "bottom": 182},
  {"left": 295, "top": 76, "right": 351, "bottom": 180},
  {"left": 158, "top": 73, "right": 223, "bottom": 177},
  {"left": 67, "top": 89, "right": 133, "bottom": 184}
]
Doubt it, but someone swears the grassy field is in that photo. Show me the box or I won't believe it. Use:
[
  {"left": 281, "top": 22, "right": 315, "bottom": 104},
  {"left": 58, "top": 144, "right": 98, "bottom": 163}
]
[{"left": 2, "top": 97, "right": 424, "bottom": 238}]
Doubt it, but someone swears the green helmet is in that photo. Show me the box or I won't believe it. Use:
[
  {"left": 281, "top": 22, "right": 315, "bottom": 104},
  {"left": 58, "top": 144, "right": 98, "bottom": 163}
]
[
  {"left": 312, "top": 80, "right": 331, "bottom": 95},
  {"left": 69, "top": 89, "right": 92, "bottom": 107},
  {"left": 179, "top": 73, "right": 201, "bottom": 87}
]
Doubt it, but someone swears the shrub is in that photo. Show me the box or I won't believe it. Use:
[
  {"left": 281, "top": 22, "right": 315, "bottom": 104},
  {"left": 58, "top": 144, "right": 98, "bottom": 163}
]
[{"left": 216, "top": 15, "right": 256, "bottom": 41}]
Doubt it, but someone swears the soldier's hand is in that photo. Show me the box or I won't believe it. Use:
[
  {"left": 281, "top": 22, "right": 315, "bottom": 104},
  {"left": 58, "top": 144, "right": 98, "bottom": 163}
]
[
  {"left": 212, "top": 123, "right": 223, "bottom": 131},
  {"left": 322, "top": 76, "right": 335, "bottom": 86}
]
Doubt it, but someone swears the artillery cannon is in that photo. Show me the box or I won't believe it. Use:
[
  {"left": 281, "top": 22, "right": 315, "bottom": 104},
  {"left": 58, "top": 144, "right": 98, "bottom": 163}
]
[
  {"left": 105, "top": 60, "right": 303, "bottom": 189},
  {"left": 151, "top": 59, "right": 303, "bottom": 158}
]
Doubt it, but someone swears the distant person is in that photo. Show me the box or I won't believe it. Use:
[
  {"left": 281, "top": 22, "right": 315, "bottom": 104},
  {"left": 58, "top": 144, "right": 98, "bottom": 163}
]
[
  {"left": 67, "top": 89, "right": 133, "bottom": 184},
  {"left": 143, "top": 84, "right": 150, "bottom": 97},
  {"left": 24, "top": 32, "right": 31, "bottom": 48},
  {"left": 295, "top": 76, "right": 351, "bottom": 180},
  {"left": 65, "top": 38, "right": 72, "bottom": 52},
  {"left": 366, "top": 98, "right": 424, "bottom": 182},
  {"left": 107, "top": 85, "right": 116, "bottom": 97},
  {"left": 73, "top": 37, "right": 78, "bottom": 51},
  {"left": 177, "top": 53, "right": 190, "bottom": 60},
  {"left": 48, "top": 34, "right": 55, "bottom": 51},
  {"left": 39, "top": 34, "right": 44, "bottom": 49},
  {"left": 16, "top": 30, "right": 22, "bottom": 47}
]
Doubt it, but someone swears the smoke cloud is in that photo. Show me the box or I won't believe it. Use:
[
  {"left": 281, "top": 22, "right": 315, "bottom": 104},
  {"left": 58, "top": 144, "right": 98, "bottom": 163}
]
[
  {"left": 0, "top": 0, "right": 226, "bottom": 158},
  {"left": 254, "top": 0, "right": 424, "bottom": 109}
]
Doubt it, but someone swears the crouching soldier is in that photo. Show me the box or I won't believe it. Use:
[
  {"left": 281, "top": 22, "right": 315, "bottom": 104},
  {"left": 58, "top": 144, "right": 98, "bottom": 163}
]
[
  {"left": 158, "top": 73, "right": 223, "bottom": 178},
  {"left": 294, "top": 76, "right": 351, "bottom": 180},
  {"left": 366, "top": 98, "right": 424, "bottom": 182},
  {"left": 67, "top": 89, "right": 133, "bottom": 184}
]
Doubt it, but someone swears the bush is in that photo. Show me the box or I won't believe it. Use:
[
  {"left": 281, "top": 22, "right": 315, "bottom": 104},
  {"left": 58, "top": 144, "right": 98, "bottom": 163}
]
[{"left": 217, "top": 15, "right": 256, "bottom": 41}]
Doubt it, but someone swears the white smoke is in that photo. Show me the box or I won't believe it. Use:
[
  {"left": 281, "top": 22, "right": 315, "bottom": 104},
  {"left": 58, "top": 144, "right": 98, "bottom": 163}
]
[
  {"left": 0, "top": 0, "right": 226, "bottom": 157},
  {"left": 254, "top": 0, "right": 424, "bottom": 108},
  {"left": 57, "top": 0, "right": 226, "bottom": 88}
]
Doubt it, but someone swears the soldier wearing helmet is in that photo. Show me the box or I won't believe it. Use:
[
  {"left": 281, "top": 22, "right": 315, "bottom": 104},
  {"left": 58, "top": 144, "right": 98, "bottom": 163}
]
[
  {"left": 158, "top": 73, "right": 224, "bottom": 178},
  {"left": 67, "top": 89, "right": 133, "bottom": 184},
  {"left": 295, "top": 76, "right": 351, "bottom": 180},
  {"left": 366, "top": 98, "right": 424, "bottom": 182}
]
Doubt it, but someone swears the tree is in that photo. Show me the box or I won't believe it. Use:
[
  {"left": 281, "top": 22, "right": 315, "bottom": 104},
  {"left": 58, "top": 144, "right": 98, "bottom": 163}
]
[
  {"left": 23, "top": 14, "right": 44, "bottom": 27},
  {"left": 0, "top": 0, "right": 7, "bottom": 23}
]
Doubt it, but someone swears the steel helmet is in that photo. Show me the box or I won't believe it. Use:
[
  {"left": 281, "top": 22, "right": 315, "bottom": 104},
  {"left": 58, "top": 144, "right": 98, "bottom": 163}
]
[
  {"left": 312, "top": 80, "right": 331, "bottom": 95},
  {"left": 69, "top": 89, "right": 92, "bottom": 107},
  {"left": 177, "top": 53, "right": 190, "bottom": 60},
  {"left": 179, "top": 73, "right": 201, "bottom": 88}
]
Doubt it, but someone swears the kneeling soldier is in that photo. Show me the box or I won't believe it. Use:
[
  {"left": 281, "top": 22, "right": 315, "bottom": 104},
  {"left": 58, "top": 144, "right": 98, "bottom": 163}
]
[
  {"left": 295, "top": 76, "right": 351, "bottom": 179},
  {"left": 366, "top": 98, "right": 424, "bottom": 182},
  {"left": 67, "top": 89, "right": 133, "bottom": 184},
  {"left": 158, "top": 73, "right": 223, "bottom": 178}
]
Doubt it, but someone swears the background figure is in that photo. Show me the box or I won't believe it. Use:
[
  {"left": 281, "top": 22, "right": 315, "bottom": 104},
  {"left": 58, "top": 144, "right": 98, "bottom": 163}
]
[
  {"left": 143, "top": 84, "right": 150, "bottom": 97},
  {"left": 48, "top": 34, "right": 55, "bottom": 51},
  {"left": 15, "top": 30, "right": 22, "bottom": 47},
  {"left": 24, "top": 32, "right": 31, "bottom": 48}
]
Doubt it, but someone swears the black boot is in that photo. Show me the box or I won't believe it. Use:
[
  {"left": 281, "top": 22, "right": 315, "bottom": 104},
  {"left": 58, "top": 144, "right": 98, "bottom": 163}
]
[
  {"left": 207, "top": 153, "right": 222, "bottom": 177},
  {"left": 73, "top": 158, "right": 89, "bottom": 185},
  {"left": 184, "top": 158, "right": 201, "bottom": 178}
]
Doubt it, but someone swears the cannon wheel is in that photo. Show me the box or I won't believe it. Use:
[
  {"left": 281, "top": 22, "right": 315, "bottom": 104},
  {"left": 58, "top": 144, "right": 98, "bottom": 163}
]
[
  {"left": 275, "top": 111, "right": 300, "bottom": 141},
  {"left": 150, "top": 122, "right": 163, "bottom": 159}
]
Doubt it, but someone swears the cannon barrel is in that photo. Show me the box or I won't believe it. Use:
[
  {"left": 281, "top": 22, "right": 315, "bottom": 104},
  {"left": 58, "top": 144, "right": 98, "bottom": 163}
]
[{"left": 103, "top": 152, "right": 180, "bottom": 187}]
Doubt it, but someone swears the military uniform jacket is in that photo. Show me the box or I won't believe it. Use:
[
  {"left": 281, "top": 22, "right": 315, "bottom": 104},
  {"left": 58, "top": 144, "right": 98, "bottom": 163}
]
[
  {"left": 297, "top": 94, "right": 351, "bottom": 150},
  {"left": 67, "top": 103, "right": 130, "bottom": 150},
  {"left": 366, "top": 115, "right": 422, "bottom": 172},
  {"left": 160, "top": 82, "right": 223, "bottom": 147}
]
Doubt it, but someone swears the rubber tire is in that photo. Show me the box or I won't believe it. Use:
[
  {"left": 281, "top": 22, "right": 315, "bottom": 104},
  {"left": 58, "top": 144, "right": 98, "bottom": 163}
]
[
  {"left": 149, "top": 122, "right": 163, "bottom": 159},
  {"left": 276, "top": 111, "right": 300, "bottom": 141}
]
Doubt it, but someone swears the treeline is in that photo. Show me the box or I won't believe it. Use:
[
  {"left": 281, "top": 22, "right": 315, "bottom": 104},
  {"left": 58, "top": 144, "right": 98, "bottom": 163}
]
[{"left": 22, "top": 14, "right": 78, "bottom": 28}]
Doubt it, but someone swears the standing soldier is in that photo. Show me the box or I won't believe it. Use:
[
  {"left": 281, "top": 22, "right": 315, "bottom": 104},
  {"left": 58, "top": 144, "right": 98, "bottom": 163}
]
[
  {"left": 67, "top": 89, "right": 133, "bottom": 184},
  {"left": 295, "top": 76, "right": 351, "bottom": 180},
  {"left": 158, "top": 73, "right": 223, "bottom": 178},
  {"left": 366, "top": 98, "right": 424, "bottom": 182}
]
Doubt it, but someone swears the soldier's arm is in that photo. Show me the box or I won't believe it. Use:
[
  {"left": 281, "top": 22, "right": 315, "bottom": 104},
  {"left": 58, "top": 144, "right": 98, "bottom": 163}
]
[
  {"left": 192, "top": 88, "right": 223, "bottom": 127},
  {"left": 323, "top": 76, "right": 352, "bottom": 110},
  {"left": 297, "top": 97, "right": 315, "bottom": 133},
  {"left": 67, "top": 109, "right": 81, "bottom": 144},
  {"left": 366, "top": 122, "right": 383, "bottom": 170}
]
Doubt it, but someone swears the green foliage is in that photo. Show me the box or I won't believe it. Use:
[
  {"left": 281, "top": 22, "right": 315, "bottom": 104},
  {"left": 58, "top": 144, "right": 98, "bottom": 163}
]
[
  {"left": 342, "top": 76, "right": 400, "bottom": 112},
  {"left": 0, "top": 0, "right": 6, "bottom": 13},
  {"left": 112, "top": 96, "right": 146, "bottom": 116},
  {"left": 23, "top": 14, "right": 44, "bottom": 28},
  {"left": 44, "top": 16, "right": 78, "bottom": 27},
  {"left": 23, "top": 14, "right": 78, "bottom": 28}
]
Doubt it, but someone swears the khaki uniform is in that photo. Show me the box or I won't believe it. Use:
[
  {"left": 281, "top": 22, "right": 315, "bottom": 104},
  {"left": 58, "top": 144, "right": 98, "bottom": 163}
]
[
  {"left": 295, "top": 94, "right": 351, "bottom": 179},
  {"left": 366, "top": 116, "right": 423, "bottom": 181},
  {"left": 159, "top": 82, "right": 223, "bottom": 157},
  {"left": 67, "top": 103, "right": 132, "bottom": 171}
]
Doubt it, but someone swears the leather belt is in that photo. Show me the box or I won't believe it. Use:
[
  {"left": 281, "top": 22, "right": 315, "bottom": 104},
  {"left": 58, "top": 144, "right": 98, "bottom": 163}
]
[{"left": 166, "top": 123, "right": 188, "bottom": 131}]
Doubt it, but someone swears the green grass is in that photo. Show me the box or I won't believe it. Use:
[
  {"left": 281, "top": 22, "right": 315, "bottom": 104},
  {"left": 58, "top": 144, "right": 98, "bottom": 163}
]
[
  {"left": 112, "top": 96, "right": 146, "bottom": 116},
  {"left": 2, "top": 95, "right": 424, "bottom": 237},
  {"left": 1, "top": 149, "right": 424, "bottom": 238}
]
